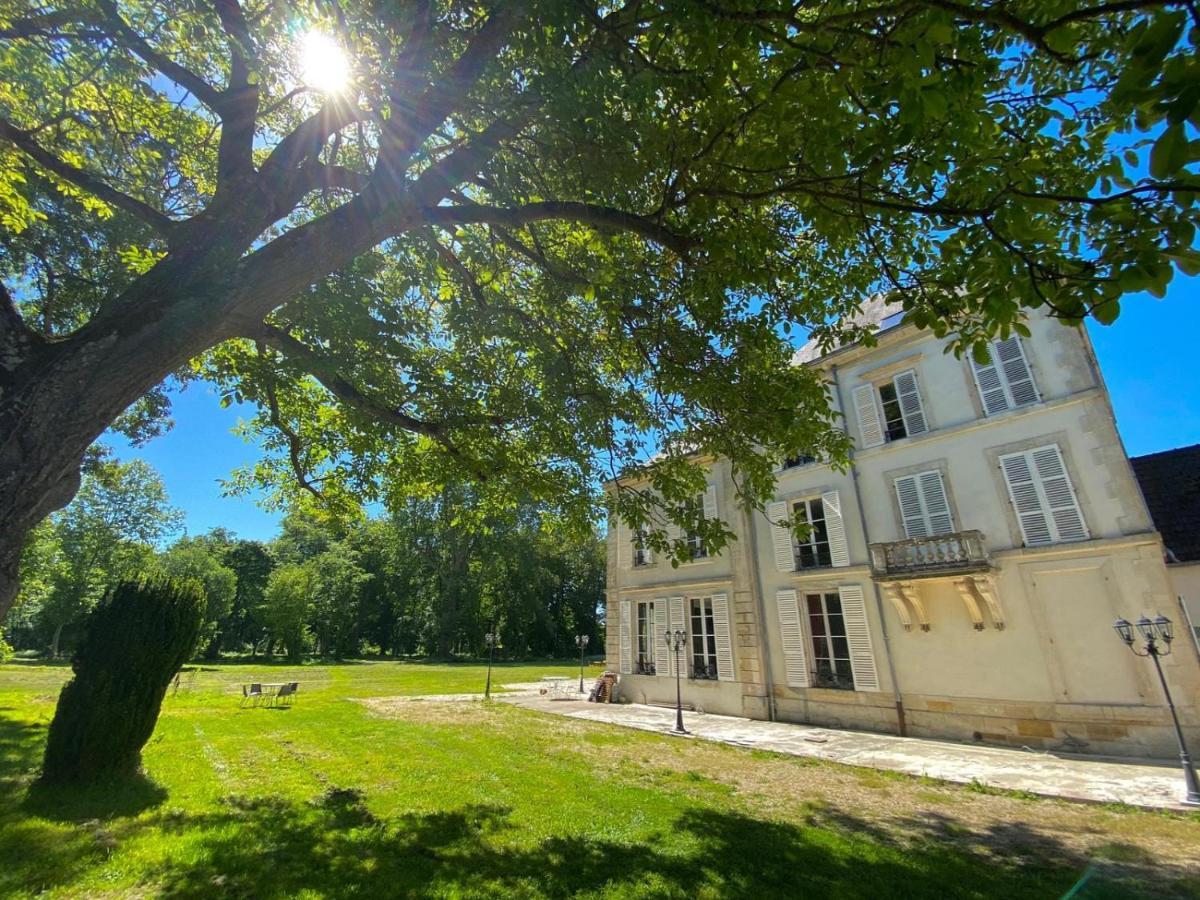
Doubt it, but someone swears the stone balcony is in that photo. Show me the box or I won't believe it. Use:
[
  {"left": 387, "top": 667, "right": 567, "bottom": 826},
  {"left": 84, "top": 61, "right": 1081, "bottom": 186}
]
[{"left": 869, "top": 529, "right": 990, "bottom": 579}]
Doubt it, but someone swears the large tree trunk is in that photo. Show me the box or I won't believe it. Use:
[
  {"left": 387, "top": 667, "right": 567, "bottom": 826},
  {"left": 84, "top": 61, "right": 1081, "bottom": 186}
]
[{"left": 0, "top": 245, "right": 252, "bottom": 621}]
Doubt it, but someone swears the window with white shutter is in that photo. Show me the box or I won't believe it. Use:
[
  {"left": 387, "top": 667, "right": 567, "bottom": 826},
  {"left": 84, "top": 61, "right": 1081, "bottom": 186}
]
[
  {"left": 891, "top": 369, "right": 928, "bottom": 437},
  {"left": 853, "top": 383, "right": 885, "bottom": 448},
  {"left": 669, "top": 596, "right": 685, "bottom": 677},
  {"left": 711, "top": 594, "right": 735, "bottom": 682},
  {"left": 839, "top": 585, "right": 880, "bottom": 692},
  {"left": 653, "top": 599, "right": 670, "bottom": 676},
  {"left": 688, "top": 597, "right": 719, "bottom": 680},
  {"left": 893, "top": 470, "right": 955, "bottom": 538},
  {"left": 775, "top": 589, "right": 809, "bottom": 688},
  {"left": 632, "top": 529, "right": 652, "bottom": 567},
  {"left": 635, "top": 600, "right": 658, "bottom": 674},
  {"left": 855, "top": 371, "right": 928, "bottom": 447},
  {"left": 999, "top": 444, "right": 1089, "bottom": 546},
  {"left": 619, "top": 600, "right": 632, "bottom": 674},
  {"left": 821, "top": 490, "right": 851, "bottom": 567},
  {"left": 971, "top": 337, "right": 1039, "bottom": 416},
  {"left": 768, "top": 500, "right": 795, "bottom": 572}
]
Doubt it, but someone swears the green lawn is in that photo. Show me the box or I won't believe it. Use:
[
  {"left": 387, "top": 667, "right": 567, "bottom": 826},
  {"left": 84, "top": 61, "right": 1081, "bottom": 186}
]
[{"left": 2, "top": 661, "right": 1198, "bottom": 898}]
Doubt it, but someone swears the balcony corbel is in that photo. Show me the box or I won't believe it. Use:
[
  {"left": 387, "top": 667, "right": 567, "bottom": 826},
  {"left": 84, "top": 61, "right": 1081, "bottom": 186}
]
[
  {"left": 880, "top": 582, "right": 914, "bottom": 631},
  {"left": 972, "top": 575, "right": 1005, "bottom": 630},
  {"left": 954, "top": 578, "right": 986, "bottom": 630},
  {"left": 881, "top": 581, "right": 929, "bottom": 631}
]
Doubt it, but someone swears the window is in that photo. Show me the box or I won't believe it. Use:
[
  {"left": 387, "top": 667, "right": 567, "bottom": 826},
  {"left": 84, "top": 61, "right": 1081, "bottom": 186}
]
[
  {"left": 806, "top": 592, "right": 854, "bottom": 690},
  {"left": 783, "top": 454, "right": 816, "bottom": 469},
  {"left": 893, "top": 470, "right": 954, "bottom": 538},
  {"left": 636, "top": 600, "right": 657, "bottom": 674},
  {"left": 689, "top": 597, "right": 719, "bottom": 680},
  {"left": 999, "top": 444, "right": 1088, "bottom": 546},
  {"left": 877, "top": 381, "right": 907, "bottom": 441},
  {"left": 853, "top": 369, "right": 927, "bottom": 448},
  {"left": 632, "top": 530, "right": 651, "bottom": 567},
  {"left": 792, "top": 497, "right": 832, "bottom": 569},
  {"left": 971, "top": 337, "right": 1038, "bottom": 416},
  {"left": 684, "top": 496, "right": 708, "bottom": 559}
]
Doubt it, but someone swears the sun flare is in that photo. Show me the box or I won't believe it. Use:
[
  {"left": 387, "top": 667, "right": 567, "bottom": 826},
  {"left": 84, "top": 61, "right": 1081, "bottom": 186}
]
[{"left": 299, "top": 30, "right": 351, "bottom": 94}]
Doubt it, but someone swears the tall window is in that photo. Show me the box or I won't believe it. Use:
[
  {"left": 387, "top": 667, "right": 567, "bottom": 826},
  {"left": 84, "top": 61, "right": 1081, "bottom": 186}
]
[
  {"left": 636, "top": 600, "right": 656, "bottom": 674},
  {"left": 853, "top": 370, "right": 927, "bottom": 448},
  {"left": 877, "top": 381, "right": 908, "bottom": 441},
  {"left": 689, "top": 597, "right": 718, "bottom": 680},
  {"left": 684, "top": 496, "right": 707, "bottom": 559},
  {"left": 807, "top": 592, "right": 853, "bottom": 689},
  {"left": 633, "top": 529, "right": 651, "bottom": 567},
  {"left": 783, "top": 454, "right": 816, "bottom": 469},
  {"left": 792, "top": 498, "right": 832, "bottom": 569}
]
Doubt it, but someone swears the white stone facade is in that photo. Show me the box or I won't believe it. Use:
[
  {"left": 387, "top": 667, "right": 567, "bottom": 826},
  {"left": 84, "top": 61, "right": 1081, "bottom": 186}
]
[{"left": 605, "top": 308, "right": 1200, "bottom": 759}]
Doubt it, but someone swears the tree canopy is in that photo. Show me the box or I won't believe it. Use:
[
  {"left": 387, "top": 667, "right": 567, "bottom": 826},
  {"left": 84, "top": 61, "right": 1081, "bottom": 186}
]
[{"left": 1, "top": 1, "right": 1197, "bottom": 617}]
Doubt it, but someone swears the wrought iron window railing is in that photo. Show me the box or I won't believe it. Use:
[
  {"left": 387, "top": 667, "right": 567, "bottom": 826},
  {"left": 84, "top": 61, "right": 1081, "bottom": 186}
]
[
  {"left": 810, "top": 668, "right": 855, "bottom": 691},
  {"left": 635, "top": 659, "right": 657, "bottom": 675},
  {"left": 690, "top": 662, "right": 718, "bottom": 681}
]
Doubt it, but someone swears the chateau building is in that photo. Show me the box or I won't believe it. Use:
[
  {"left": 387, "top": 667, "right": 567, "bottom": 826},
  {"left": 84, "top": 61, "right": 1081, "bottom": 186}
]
[{"left": 605, "top": 301, "right": 1200, "bottom": 759}]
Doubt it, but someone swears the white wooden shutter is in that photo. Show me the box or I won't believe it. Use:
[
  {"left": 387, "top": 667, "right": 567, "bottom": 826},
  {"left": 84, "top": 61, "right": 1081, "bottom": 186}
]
[
  {"left": 970, "top": 348, "right": 1011, "bottom": 416},
  {"left": 653, "top": 599, "right": 670, "bottom": 676},
  {"left": 893, "top": 369, "right": 928, "bottom": 436},
  {"left": 669, "top": 597, "right": 685, "bottom": 677},
  {"left": 894, "top": 474, "right": 929, "bottom": 538},
  {"left": 768, "top": 500, "right": 795, "bottom": 572},
  {"left": 712, "top": 593, "right": 735, "bottom": 682},
  {"left": 1000, "top": 445, "right": 1088, "bottom": 546},
  {"left": 995, "top": 337, "right": 1038, "bottom": 407},
  {"left": 919, "top": 471, "right": 954, "bottom": 534},
  {"left": 1031, "top": 445, "right": 1088, "bottom": 542},
  {"left": 775, "top": 589, "right": 809, "bottom": 688},
  {"left": 894, "top": 471, "right": 954, "bottom": 538},
  {"left": 838, "top": 585, "right": 879, "bottom": 692},
  {"left": 853, "top": 383, "right": 885, "bottom": 448},
  {"left": 821, "top": 490, "right": 851, "bottom": 567},
  {"left": 703, "top": 484, "right": 717, "bottom": 520},
  {"left": 617, "top": 520, "right": 630, "bottom": 569},
  {"left": 972, "top": 338, "right": 1038, "bottom": 416},
  {"left": 619, "top": 599, "right": 632, "bottom": 674}
]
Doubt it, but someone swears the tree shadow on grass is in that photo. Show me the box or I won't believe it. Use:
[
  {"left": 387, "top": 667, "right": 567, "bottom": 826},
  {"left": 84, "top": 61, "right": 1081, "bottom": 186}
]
[{"left": 138, "top": 788, "right": 1172, "bottom": 900}]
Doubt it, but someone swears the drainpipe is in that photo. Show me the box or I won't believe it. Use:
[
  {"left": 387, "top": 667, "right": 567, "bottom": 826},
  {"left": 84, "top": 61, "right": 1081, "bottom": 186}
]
[
  {"left": 745, "top": 502, "right": 778, "bottom": 721},
  {"left": 830, "top": 363, "right": 907, "bottom": 737}
]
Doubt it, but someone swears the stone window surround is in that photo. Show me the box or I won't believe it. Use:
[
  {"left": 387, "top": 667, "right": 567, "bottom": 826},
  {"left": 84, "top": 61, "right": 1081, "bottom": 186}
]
[
  {"left": 878, "top": 457, "right": 964, "bottom": 543},
  {"left": 984, "top": 430, "right": 1094, "bottom": 550}
]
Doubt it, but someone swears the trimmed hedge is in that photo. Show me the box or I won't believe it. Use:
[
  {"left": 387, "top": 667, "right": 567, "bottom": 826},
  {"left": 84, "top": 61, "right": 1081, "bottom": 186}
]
[{"left": 41, "top": 574, "right": 204, "bottom": 783}]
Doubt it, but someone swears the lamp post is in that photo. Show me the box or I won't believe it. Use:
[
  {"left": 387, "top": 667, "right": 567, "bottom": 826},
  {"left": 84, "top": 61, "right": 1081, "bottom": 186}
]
[
  {"left": 575, "top": 634, "right": 590, "bottom": 694},
  {"left": 1113, "top": 615, "right": 1200, "bottom": 805},
  {"left": 664, "top": 629, "right": 688, "bottom": 735},
  {"left": 484, "top": 631, "right": 499, "bottom": 700}
]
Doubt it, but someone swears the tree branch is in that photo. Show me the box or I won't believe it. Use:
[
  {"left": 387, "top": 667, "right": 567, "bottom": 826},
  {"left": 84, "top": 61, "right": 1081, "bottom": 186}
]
[
  {"left": 426, "top": 201, "right": 693, "bottom": 256},
  {"left": 96, "top": 1, "right": 223, "bottom": 108},
  {"left": 254, "top": 324, "right": 447, "bottom": 440},
  {"left": 0, "top": 116, "right": 176, "bottom": 235}
]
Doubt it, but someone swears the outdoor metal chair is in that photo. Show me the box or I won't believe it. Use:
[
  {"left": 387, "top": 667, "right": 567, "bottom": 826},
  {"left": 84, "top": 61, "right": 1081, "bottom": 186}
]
[
  {"left": 241, "top": 683, "right": 264, "bottom": 707},
  {"left": 273, "top": 682, "right": 298, "bottom": 707}
]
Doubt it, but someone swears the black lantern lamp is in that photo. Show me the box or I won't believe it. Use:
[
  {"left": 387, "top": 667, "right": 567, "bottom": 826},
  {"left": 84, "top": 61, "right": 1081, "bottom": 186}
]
[
  {"left": 575, "top": 634, "right": 590, "bottom": 694},
  {"left": 664, "top": 629, "right": 688, "bottom": 735},
  {"left": 484, "top": 631, "right": 500, "bottom": 700},
  {"left": 1113, "top": 614, "right": 1198, "bottom": 805}
]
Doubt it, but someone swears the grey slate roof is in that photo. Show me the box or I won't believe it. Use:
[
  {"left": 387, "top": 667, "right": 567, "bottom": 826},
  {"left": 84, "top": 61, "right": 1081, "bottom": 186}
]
[
  {"left": 1130, "top": 444, "right": 1200, "bottom": 563},
  {"left": 791, "top": 295, "right": 906, "bottom": 365}
]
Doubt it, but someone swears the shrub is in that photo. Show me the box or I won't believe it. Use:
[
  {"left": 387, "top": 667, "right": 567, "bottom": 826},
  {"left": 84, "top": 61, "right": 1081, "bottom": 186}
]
[
  {"left": 41, "top": 574, "right": 204, "bottom": 783},
  {"left": 0, "top": 630, "right": 12, "bottom": 663}
]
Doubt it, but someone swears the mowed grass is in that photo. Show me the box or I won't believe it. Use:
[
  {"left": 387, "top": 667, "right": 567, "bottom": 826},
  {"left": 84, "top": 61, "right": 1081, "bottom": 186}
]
[{"left": 2, "top": 661, "right": 1198, "bottom": 898}]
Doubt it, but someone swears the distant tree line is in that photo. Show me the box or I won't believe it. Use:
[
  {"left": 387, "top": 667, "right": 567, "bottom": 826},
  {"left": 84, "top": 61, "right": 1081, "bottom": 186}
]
[{"left": 4, "top": 459, "right": 605, "bottom": 662}]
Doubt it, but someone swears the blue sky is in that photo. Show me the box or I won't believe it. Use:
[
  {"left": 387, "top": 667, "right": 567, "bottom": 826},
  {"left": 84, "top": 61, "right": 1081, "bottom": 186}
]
[{"left": 108, "top": 274, "right": 1200, "bottom": 543}]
